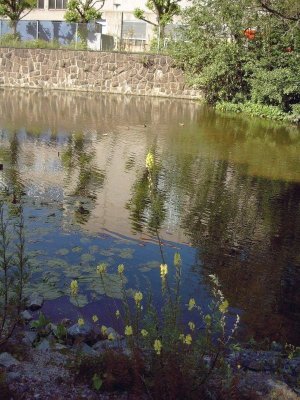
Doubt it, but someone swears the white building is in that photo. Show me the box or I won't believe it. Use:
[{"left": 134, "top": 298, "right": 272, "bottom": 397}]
[{"left": 15, "top": 0, "right": 188, "bottom": 49}]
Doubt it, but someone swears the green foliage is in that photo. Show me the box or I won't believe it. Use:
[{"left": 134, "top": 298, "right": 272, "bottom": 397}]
[
  {"left": 216, "top": 101, "right": 300, "bottom": 122},
  {"left": 0, "top": 35, "right": 88, "bottom": 50},
  {"left": 0, "top": 203, "right": 29, "bottom": 345},
  {"left": 92, "top": 373, "right": 103, "bottom": 390},
  {"left": 134, "top": 0, "right": 181, "bottom": 42},
  {"left": 30, "top": 312, "right": 50, "bottom": 330},
  {"left": 64, "top": 0, "right": 103, "bottom": 23},
  {"left": 0, "top": 0, "right": 36, "bottom": 34},
  {"left": 170, "top": 0, "right": 300, "bottom": 122}
]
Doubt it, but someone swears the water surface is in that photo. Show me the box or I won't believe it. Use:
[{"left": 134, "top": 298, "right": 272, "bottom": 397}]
[{"left": 0, "top": 88, "right": 299, "bottom": 344}]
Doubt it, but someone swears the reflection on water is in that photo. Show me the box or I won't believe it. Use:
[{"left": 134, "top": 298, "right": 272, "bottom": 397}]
[{"left": 0, "top": 88, "right": 300, "bottom": 344}]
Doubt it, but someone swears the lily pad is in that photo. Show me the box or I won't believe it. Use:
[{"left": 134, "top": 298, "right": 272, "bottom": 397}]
[
  {"left": 72, "top": 246, "right": 82, "bottom": 253},
  {"left": 118, "top": 248, "right": 134, "bottom": 259},
  {"left": 70, "top": 294, "right": 89, "bottom": 307},
  {"left": 138, "top": 260, "right": 160, "bottom": 272},
  {"left": 47, "top": 258, "right": 70, "bottom": 270},
  {"left": 56, "top": 248, "right": 70, "bottom": 256},
  {"left": 80, "top": 253, "right": 96, "bottom": 264},
  {"left": 89, "top": 245, "right": 99, "bottom": 253}
]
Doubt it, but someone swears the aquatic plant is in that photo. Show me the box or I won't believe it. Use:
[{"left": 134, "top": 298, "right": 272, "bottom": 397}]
[
  {"left": 0, "top": 202, "right": 29, "bottom": 345},
  {"left": 72, "top": 251, "right": 239, "bottom": 398}
]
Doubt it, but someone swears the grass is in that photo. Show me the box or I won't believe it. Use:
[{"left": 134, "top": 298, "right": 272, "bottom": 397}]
[{"left": 216, "top": 101, "right": 300, "bottom": 124}]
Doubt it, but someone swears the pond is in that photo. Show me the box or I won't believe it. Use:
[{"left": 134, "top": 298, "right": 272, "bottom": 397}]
[{"left": 0, "top": 88, "right": 300, "bottom": 345}]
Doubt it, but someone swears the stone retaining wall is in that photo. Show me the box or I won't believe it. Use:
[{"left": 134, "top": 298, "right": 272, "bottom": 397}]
[{"left": 0, "top": 48, "right": 202, "bottom": 99}]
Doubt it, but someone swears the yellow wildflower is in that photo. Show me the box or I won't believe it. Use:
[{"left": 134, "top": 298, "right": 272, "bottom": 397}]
[
  {"left": 108, "top": 333, "right": 115, "bottom": 341},
  {"left": 92, "top": 315, "right": 98, "bottom": 323},
  {"left": 204, "top": 314, "right": 212, "bottom": 326},
  {"left": 134, "top": 291, "right": 143, "bottom": 305},
  {"left": 96, "top": 263, "right": 107, "bottom": 275},
  {"left": 115, "top": 310, "right": 120, "bottom": 319},
  {"left": 141, "top": 329, "right": 148, "bottom": 337},
  {"left": 219, "top": 300, "right": 229, "bottom": 314},
  {"left": 184, "top": 334, "right": 192, "bottom": 345},
  {"left": 174, "top": 252, "right": 182, "bottom": 267},
  {"left": 160, "top": 264, "right": 168, "bottom": 278},
  {"left": 179, "top": 334, "right": 185, "bottom": 343},
  {"left": 70, "top": 280, "right": 78, "bottom": 297},
  {"left": 188, "top": 321, "right": 195, "bottom": 331},
  {"left": 78, "top": 318, "right": 84, "bottom": 327},
  {"left": 188, "top": 298, "right": 196, "bottom": 311},
  {"left": 154, "top": 339, "right": 162, "bottom": 355},
  {"left": 145, "top": 151, "right": 154, "bottom": 170},
  {"left": 125, "top": 325, "right": 133, "bottom": 336},
  {"left": 118, "top": 264, "right": 125, "bottom": 274},
  {"left": 101, "top": 325, "right": 107, "bottom": 335}
]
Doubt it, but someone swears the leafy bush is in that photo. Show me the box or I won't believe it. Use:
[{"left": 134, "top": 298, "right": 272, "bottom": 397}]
[{"left": 170, "top": 0, "right": 300, "bottom": 123}]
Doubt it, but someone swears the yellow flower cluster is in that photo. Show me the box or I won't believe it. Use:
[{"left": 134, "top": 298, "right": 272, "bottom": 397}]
[
  {"left": 188, "top": 298, "right": 196, "bottom": 311},
  {"left": 115, "top": 310, "right": 120, "bottom": 319},
  {"left": 145, "top": 151, "right": 155, "bottom": 170},
  {"left": 179, "top": 333, "right": 192, "bottom": 345},
  {"left": 184, "top": 334, "right": 192, "bottom": 345},
  {"left": 118, "top": 264, "right": 125, "bottom": 274},
  {"left": 125, "top": 325, "right": 133, "bottom": 336},
  {"left": 134, "top": 291, "right": 143, "bottom": 305},
  {"left": 92, "top": 315, "right": 98, "bottom": 323},
  {"left": 141, "top": 329, "right": 148, "bottom": 337},
  {"left": 154, "top": 339, "right": 162, "bottom": 355},
  {"left": 108, "top": 333, "right": 115, "bottom": 341},
  {"left": 78, "top": 318, "right": 84, "bottom": 327},
  {"left": 70, "top": 280, "right": 78, "bottom": 297},
  {"left": 97, "top": 263, "right": 107, "bottom": 275},
  {"left": 101, "top": 325, "right": 107, "bottom": 335},
  {"left": 160, "top": 264, "right": 168, "bottom": 278},
  {"left": 188, "top": 321, "right": 195, "bottom": 331}
]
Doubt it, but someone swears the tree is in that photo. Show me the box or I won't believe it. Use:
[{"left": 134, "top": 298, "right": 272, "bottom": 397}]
[
  {"left": 64, "top": 0, "right": 104, "bottom": 23},
  {"left": 64, "top": 0, "right": 104, "bottom": 47},
  {"left": 257, "top": 0, "right": 300, "bottom": 22},
  {"left": 134, "top": 0, "right": 181, "bottom": 41},
  {"left": 0, "top": 0, "right": 36, "bottom": 37},
  {"left": 170, "top": 0, "right": 300, "bottom": 113}
]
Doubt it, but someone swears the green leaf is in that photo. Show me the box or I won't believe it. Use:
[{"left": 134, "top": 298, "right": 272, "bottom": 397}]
[{"left": 92, "top": 374, "right": 102, "bottom": 391}]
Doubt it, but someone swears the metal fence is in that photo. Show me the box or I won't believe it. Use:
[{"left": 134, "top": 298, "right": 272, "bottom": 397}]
[
  {"left": 0, "top": 19, "right": 182, "bottom": 52},
  {"left": 0, "top": 20, "right": 115, "bottom": 51}
]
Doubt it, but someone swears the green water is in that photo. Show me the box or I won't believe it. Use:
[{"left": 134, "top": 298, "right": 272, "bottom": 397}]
[{"left": 0, "top": 88, "right": 299, "bottom": 344}]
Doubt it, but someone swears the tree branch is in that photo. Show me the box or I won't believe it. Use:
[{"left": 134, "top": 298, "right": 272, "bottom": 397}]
[{"left": 258, "top": 0, "right": 300, "bottom": 21}]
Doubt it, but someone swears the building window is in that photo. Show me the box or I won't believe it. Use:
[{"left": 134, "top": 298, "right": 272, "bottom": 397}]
[
  {"left": 49, "top": 0, "right": 68, "bottom": 9},
  {"left": 37, "top": 0, "right": 44, "bottom": 8},
  {"left": 123, "top": 21, "right": 146, "bottom": 40}
]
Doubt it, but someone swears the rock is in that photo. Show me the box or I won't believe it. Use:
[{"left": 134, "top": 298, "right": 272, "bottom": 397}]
[
  {"left": 67, "top": 322, "right": 93, "bottom": 340},
  {"left": 230, "top": 350, "right": 282, "bottom": 372},
  {"left": 21, "top": 310, "right": 33, "bottom": 321},
  {"left": 27, "top": 293, "right": 44, "bottom": 311},
  {"left": 238, "top": 371, "right": 299, "bottom": 400},
  {"left": 106, "top": 327, "right": 123, "bottom": 340},
  {"left": 6, "top": 371, "right": 21, "bottom": 383},
  {"left": 93, "top": 338, "right": 127, "bottom": 352},
  {"left": 61, "top": 318, "right": 72, "bottom": 327},
  {"left": 0, "top": 352, "right": 20, "bottom": 368},
  {"left": 54, "top": 343, "right": 68, "bottom": 351},
  {"left": 22, "top": 330, "right": 37, "bottom": 346},
  {"left": 37, "top": 339, "right": 51, "bottom": 352},
  {"left": 75, "top": 343, "right": 98, "bottom": 356}
]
